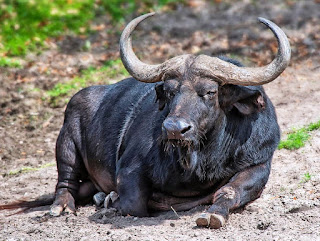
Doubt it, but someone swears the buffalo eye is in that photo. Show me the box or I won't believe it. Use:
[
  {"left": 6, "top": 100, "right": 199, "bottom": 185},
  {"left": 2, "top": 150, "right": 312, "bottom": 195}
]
[
  {"left": 206, "top": 90, "right": 217, "bottom": 98},
  {"left": 163, "top": 79, "right": 179, "bottom": 99},
  {"left": 166, "top": 90, "right": 176, "bottom": 99},
  {"left": 199, "top": 90, "right": 217, "bottom": 100}
]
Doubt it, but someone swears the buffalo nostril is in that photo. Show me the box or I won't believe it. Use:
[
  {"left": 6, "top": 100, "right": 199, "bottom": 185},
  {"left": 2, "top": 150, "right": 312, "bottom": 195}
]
[
  {"left": 163, "top": 118, "right": 193, "bottom": 139},
  {"left": 181, "top": 125, "right": 192, "bottom": 134},
  {"left": 177, "top": 120, "right": 192, "bottom": 135}
]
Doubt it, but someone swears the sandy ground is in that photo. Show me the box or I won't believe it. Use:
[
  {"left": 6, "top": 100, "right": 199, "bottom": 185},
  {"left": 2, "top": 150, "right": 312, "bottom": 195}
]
[{"left": 1, "top": 1, "right": 320, "bottom": 240}]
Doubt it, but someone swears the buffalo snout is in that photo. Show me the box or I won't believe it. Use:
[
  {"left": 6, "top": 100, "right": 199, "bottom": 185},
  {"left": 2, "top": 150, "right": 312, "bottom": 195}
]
[{"left": 162, "top": 117, "right": 193, "bottom": 140}]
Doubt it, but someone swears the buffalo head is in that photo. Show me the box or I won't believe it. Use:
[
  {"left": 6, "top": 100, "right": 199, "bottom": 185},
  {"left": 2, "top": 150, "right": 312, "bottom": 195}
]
[{"left": 119, "top": 13, "right": 290, "bottom": 169}]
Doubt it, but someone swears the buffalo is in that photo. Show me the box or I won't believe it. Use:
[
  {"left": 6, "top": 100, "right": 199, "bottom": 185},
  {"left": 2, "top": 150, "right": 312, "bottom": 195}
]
[{"left": 1, "top": 13, "right": 290, "bottom": 229}]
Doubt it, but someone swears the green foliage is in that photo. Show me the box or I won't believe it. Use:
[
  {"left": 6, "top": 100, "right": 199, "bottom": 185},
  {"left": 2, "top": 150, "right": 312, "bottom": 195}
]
[
  {"left": 102, "top": 58, "right": 128, "bottom": 78},
  {"left": 279, "top": 120, "right": 320, "bottom": 150},
  {"left": 100, "top": 0, "right": 182, "bottom": 22},
  {"left": 46, "top": 59, "right": 128, "bottom": 107},
  {"left": 0, "top": 0, "right": 183, "bottom": 57},
  {"left": 0, "top": 56, "right": 21, "bottom": 67},
  {"left": 0, "top": 0, "right": 95, "bottom": 56},
  {"left": 278, "top": 129, "right": 310, "bottom": 150},
  {"left": 307, "top": 120, "right": 320, "bottom": 131},
  {"left": 100, "top": 0, "right": 136, "bottom": 22},
  {"left": 301, "top": 172, "right": 311, "bottom": 183}
]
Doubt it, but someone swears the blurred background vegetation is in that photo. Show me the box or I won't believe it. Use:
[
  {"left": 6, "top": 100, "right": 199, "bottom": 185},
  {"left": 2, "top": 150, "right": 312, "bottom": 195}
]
[{"left": 0, "top": 0, "right": 182, "bottom": 60}]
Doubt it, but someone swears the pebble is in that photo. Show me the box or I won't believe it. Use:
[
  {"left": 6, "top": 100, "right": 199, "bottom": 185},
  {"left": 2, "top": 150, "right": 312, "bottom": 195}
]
[{"left": 257, "top": 221, "right": 271, "bottom": 230}]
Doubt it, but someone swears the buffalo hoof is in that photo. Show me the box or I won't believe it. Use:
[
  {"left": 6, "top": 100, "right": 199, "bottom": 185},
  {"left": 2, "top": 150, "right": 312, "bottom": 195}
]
[
  {"left": 104, "top": 191, "right": 119, "bottom": 208},
  {"left": 50, "top": 188, "right": 76, "bottom": 216},
  {"left": 50, "top": 204, "right": 76, "bottom": 217},
  {"left": 195, "top": 212, "right": 226, "bottom": 229},
  {"left": 50, "top": 205, "right": 63, "bottom": 217},
  {"left": 93, "top": 192, "right": 107, "bottom": 207}
]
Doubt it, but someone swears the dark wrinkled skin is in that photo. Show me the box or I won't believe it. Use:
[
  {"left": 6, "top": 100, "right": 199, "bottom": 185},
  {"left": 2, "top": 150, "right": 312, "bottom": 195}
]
[{"left": 53, "top": 56, "right": 280, "bottom": 225}]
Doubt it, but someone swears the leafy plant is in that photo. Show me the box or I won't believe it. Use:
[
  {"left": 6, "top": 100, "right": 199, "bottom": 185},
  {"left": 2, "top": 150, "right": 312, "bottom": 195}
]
[
  {"left": 279, "top": 120, "right": 320, "bottom": 150},
  {"left": 301, "top": 172, "right": 311, "bottom": 183}
]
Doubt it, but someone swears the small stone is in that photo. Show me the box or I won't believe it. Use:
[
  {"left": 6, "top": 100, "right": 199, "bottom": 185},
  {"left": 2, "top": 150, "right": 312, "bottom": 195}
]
[
  {"left": 170, "top": 222, "right": 175, "bottom": 227},
  {"left": 257, "top": 221, "right": 271, "bottom": 230},
  {"left": 245, "top": 204, "right": 264, "bottom": 214}
]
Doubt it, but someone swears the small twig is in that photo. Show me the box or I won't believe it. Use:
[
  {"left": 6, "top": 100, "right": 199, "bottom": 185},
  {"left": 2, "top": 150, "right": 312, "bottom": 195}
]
[{"left": 170, "top": 206, "right": 180, "bottom": 219}]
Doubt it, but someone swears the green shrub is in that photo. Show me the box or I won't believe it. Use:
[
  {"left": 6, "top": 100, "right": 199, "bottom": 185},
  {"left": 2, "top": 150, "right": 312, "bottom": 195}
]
[{"left": 279, "top": 120, "right": 320, "bottom": 150}]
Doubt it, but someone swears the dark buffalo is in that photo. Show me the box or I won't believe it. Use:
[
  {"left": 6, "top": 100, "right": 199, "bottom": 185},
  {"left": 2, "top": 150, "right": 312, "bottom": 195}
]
[{"left": 1, "top": 13, "right": 290, "bottom": 229}]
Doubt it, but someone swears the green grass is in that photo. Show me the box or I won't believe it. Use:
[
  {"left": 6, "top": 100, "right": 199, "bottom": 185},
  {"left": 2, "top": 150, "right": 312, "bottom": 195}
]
[
  {"left": 278, "top": 120, "right": 320, "bottom": 150},
  {"left": 0, "top": 56, "right": 22, "bottom": 68},
  {"left": 0, "top": 0, "right": 183, "bottom": 58},
  {"left": 46, "top": 59, "right": 129, "bottom": 107},
  {"left": 4, "top": 162, "right": 55, "bottom": 177},
  {"left": 307, "top": 121, "right": 320, "bottom": 131},
  {"left": 0, "top": 0, "right": 95, "bottom": 56}
]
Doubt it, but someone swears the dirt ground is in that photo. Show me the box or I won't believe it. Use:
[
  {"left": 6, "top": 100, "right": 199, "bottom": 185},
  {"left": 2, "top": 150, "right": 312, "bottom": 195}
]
[{"left": 1, "top": 1, "right": 320, "bottom": 240}]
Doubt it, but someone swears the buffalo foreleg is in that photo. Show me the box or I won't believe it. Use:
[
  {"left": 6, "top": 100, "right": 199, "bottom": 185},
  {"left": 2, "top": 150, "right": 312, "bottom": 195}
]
[
  {"left": 111, "top": 161, "right": 151, "bottom": 217},
  {"left": 50, "top": 127, "right": 95, "bottom": 216},
  {"left": 196, "top": 161, "right": 271, "bottom": 228}
]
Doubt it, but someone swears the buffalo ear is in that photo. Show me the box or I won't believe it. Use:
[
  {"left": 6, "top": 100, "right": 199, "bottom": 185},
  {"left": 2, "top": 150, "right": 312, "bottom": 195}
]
[
  {"left": 155, "top": 83, "right": 166, "bottom": 110},
  {"left": 219, "top": 85, "right": 266, "bottom": 115}
]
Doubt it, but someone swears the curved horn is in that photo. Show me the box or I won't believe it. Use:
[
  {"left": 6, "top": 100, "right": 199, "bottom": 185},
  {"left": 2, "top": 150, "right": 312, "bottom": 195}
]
[
  {"left": 120, "top": 12, "right": 189, "bottom": 83},
  {"left": 194, "top": 17, "right": 291, "bottom": 86}
]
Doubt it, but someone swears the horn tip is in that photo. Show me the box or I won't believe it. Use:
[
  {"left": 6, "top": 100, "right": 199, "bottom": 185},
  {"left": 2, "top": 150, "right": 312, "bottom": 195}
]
[
  {"left": 258, "top": 17, "right": 271, "bottom": 26},
  {"left": 142, "top": 12, "right": 156, "bottom": 18},
  {"left": 258, "top": 17, "right": 267, "bottom": 21}
]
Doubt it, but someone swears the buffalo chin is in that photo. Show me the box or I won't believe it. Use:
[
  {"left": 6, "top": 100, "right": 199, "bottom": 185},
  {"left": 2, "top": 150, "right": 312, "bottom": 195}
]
[
  {"left": 178, "top": 148, "right": 199, "bottom": 171},
  {"left": 164, "top": 139, "right": 199, "bottom": 171}
]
